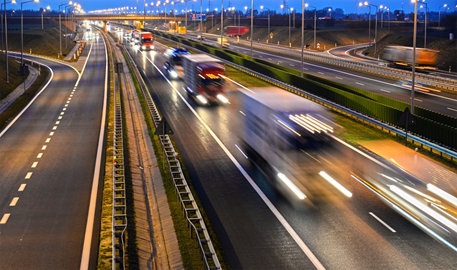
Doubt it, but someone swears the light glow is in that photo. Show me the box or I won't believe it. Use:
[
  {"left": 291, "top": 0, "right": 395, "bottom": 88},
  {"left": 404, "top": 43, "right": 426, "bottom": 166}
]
[
  {"left": 427, "top": 184, "right": 457, "bottom": 208},
  {"left": 196, "top": 95, "right": 208, "bottom": 104},
  {"left": 216, "top": 94, "right": 228, "bottom": 103},
  {"left": 277, "top": 173, "right": 306, "bottom": 200},
  {"left": 319, "top": 171, "right": 352, "bottom": 197}
]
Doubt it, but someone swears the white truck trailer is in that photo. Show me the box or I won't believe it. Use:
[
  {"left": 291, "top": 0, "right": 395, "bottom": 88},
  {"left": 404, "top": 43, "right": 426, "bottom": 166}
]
[{"left": 238, "top": 87, "right": 339, "bottom": 204}]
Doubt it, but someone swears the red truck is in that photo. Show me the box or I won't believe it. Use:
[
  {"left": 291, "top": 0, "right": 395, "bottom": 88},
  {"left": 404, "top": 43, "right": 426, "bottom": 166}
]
[
  {"left": 182, "top": 54, "right": 228, "bottom": 105},
  {"left": 226, "top": 26, "right": 249, "bottom": 37},
  {"left": 139, "top": 32, "right": 154, "bottom": 50}
]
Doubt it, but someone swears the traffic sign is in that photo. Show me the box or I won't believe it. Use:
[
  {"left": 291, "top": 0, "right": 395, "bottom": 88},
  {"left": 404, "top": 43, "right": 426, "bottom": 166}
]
[
  {"left": 317, "top": 43, "right": 320, "bottom": 49},
  {"left": 190, "top": 14, "right": 206, "bottom": 21},
  {"left": 154, "top": 118, "right": 174, "bottom": 136}
]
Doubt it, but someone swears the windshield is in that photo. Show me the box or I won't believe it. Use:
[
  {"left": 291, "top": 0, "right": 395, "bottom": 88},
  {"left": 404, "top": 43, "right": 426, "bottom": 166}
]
[
  {"left": 172, "top": 55, "right": 183, "bottom": 65},
  {"left": 142, "top": 38, "right": 152, "bottom": 43},
  {"left": 199, "top": 77, "right": 223, "bottom": 88}
]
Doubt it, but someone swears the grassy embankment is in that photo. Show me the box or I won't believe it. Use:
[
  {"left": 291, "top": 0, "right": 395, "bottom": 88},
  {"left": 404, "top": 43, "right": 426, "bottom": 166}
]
[
  {"left": 0, "top": 56, "right": 50, "bottom": 131},
  {"left": 0, "top": 53, "right": 23, "bottom": 100}
]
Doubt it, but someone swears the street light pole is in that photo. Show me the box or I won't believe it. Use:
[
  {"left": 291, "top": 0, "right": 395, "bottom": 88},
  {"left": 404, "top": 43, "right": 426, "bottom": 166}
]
[
  {"left": 359, "top": 2, "right": 371, "bottom": 47},
  {"left": 411, "top": 0, "right": 418, "bottom": 114},
  {"left": 220, "top": 0, "right": 223, "bottom": 50},
  {"left": 2, "top": 0, "right": 16, "bottom": 84},
  {"left": 250, "top": 0, "right": 252, "bottom": 60},
  {"left": 301, "top": 0, "right": 304, "bottom": 77},
  {"left": 420, "top": 2, "right": 427, "bottom": 48},
  {"left": 21, "top": 0, "right": 38, "bottom": 65},
  {"left": 59, "top": 2, "right": 72, "bottom": 58},
  {"left": 305, "top": 4, "right": 316, "bottom": 49},
  {"left": 438, "top": 4, "right": 447, "bottom": 28}
]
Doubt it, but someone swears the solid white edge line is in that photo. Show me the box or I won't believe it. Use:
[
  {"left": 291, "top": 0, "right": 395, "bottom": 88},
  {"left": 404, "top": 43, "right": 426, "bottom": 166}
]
[
  {"left": 80, "top": 35, "right": 107, "bottom": 270},
  {"left": 369, "top": 212, "right": 396, "bottom": 233},
  {"left": 142, "top": 53, "right": 326, "bottom": 270},
  {"left": 5, "top": 51, "right": 80, "bottom": 76},
  {"left": 448, "top": 107, "right": 457, "bottom": 112},
  {"left": 0, "top": 61, "right": 54, "bottom": 138}
]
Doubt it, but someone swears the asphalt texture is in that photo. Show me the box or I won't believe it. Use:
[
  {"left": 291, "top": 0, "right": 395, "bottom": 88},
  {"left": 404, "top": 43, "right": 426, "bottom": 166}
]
[
  {"left": 0, "top": 33, "right": 106, "bottom": 269},
  {"left": 116, "top": 28, "right": 457, "bottom": 270}
]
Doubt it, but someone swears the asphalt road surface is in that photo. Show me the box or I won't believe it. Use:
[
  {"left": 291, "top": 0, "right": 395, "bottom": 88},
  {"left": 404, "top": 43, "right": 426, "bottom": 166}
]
[
  {"left": 0, "top": 32, "right": 107, "bottom": 269},
  {"left": 116, "top": 29, "right": 457, "bottom": 270}
]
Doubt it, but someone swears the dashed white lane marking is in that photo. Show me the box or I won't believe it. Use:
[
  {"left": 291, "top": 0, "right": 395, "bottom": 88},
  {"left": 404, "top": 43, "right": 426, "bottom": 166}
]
[
  {"left": 37, "top": 153, "right": 43, "bottom": 158},
  {"left": 410, "top": 97, "right": 423, "bottom": 102},
  {"left": 268, "top": 58, "right": 273, "bottom": 60},
  {"left": 55, "top": 121, "right": 60, "bottom": 125},
  {"left": 356, "top": 82, "right": 364, "bottom": 86},
  {"left": 303, "top": 68, "right": 308, "bottom": 70},
  {"left": 448, "top": 107, "right": 457, "bottom": 112},
  {"left": 9, "top": 197, "right": 19, "bottom": 206},
  {"left": 65, "top": 104, "right": 68, "bottom": 107},
  {"left": 49, "top": 132, "right": 54, "bottom": 136},
  {"left": 369, "top": 212, "right": 397, "bottom": 233},
  {"left": 60, "top": 112, "right": 64, "bottom": 115},
  {"left": 58, "top": 116, "right": 62, "bottom": 120},
  {"left": 25, "top": 172, "right": 33, "bottom": 179},
  {"left": 66, "top": 101, "right": 70, "bottom": 104},
  {"left": 42, "top": 145, "right": 47, "bottom": 150},
  {"left": 18, "top": 184, "right": 26, "bottom": 191},
  {"left": 45, "top": 138, "right": 51, "bottom": 143},
  {"left": 0, "top": 214, "right": 11, "bottom": 224},
  {"left": 290, "top": 64, "right": 295, "bottom": 66},
  {"left": 63, "top": 108, "right": 67, "bottom": 111},
  {"left": 380, "top": 89, "right": 391, "bottom": 93},
  {"left": 52, "top": 126, "right": 57, "bottom": 130},
  {"left": 336, "top": 77, "right": 343, "bottom": 79},
  {"left": 318, "top": 72, "right": 324, "bottom": 75},
  {"left": 32, "top": 162, "right": 38, "bottom": 168},
  {"left": 70, "top": 94, "right": 73, "bottom": 97},
  {"left": 68, "top": 98, "right": 72, "bottom": 100}
]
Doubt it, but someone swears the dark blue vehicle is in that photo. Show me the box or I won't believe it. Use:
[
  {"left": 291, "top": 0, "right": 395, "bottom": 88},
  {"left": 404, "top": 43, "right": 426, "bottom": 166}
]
[{"left": 163, "top": 47, "right": 190, "bottom": 79}]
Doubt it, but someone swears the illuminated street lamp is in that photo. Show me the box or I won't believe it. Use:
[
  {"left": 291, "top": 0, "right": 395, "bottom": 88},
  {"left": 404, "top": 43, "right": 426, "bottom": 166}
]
[
  {"left": 379, "top": 5, "right": 385, "bottom": 28},
  {"left": 1, "top": 0, "right": 16, "bottom": 83},
  {"left": 59, "top": 1, "right": 73, "bottom": 57},
  {"left": 41, "top": 5, "right": 49, "bottom": 29},
  {"left": 305, "top": 3, "right": 316, "bottom": 49},
  {"left": 260, "top": 5, "right": 271, "bottom": 43},
  {"left": 359, "top": 1, "right": 378, "bottom": 54},
  {"left": 438, "top": 4, "right": 447, "bottom": 28},
  {"left": 21, "top": 0, "right": 39, "bottom": 65},
  {"left": 181, "top": 0, "right": 196, "bottom": 33},
  {"left": 410, "top": 0, "right": 419, "bottom": 114},
  {"left": 419, "top": 1, "right": 428, "bottom": 48},
  {"left": 65, "top": 3, "right": 77, "bottom": 48}
]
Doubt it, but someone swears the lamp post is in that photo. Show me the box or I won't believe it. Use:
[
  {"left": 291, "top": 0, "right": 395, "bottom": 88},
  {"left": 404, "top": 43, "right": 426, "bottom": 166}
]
[
  {"left": 387, "top": 7, "right": 390, "bottom": 33},
  {"left": 59, "top": 1, "right": 72, "bottom": 58},
  {"left": 21, "top": 0, "right": 39, "bottom": 65},
  {"left": 380, "top": 5, "right": 384, "bottom": 28},
  {"left": 2, "top": 0, "right": 16, "bottom": 53},
  {"left": 419, "top": 1, "right": 427, "bottom": 48},
  {"left": 220, "top": 0, "right": 223, "bottom": 50},
  {"left": 360, "top": 1, "right": 378, "bottom": 54},
  {"left": 260, "top": 6, "right": 270, "bottom": 43},
  {"left": 410, "top": 0, "right": 418, "bottom": 114},
  {"left": 301, "top": 0, "right": 304, "bottom": 77},
  {"left": 305, "top": 4, "right": 316, "bottom": 49},
  {"left": 182, "top": 0, "right": 196, "bottom": 33},
  {"left": 328, "top": 8, "right": 331, "bottom": 18},
  {"left": 156, "top": 1, "right": 160, "bottom": 27},
  {"left": 144, "top": 2, "right": 147, "bottom": 26},
  {"left": 438, "top": 4, "right": 447, "bottom": 28},
  {"left": 250, "top": 0, "right": 253, "bottom": 60},
  {"left": 41, "top": 5, "right": 49, "bottom": 29},
  {"left": 65, "top": 4, "right": 76, "bottom": 48},
  {"left": 2, "top": 0, "right": 16, "bottom": 84},
  {"left": 280, "top": 5, "right": 292, "bottom": 46}
]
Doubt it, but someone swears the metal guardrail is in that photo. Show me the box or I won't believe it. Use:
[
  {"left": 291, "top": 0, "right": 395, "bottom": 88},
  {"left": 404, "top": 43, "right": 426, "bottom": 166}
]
[
  {"left": 100, "top": 30, "right": 128, "bottom": 270},
  {"left": 154, "top": 33, "right": 457, "bottom": 161},
  {"left": 194, "top": 31, "right": 457, "bottom": 92},
  {"left": 118, "top": 42, "right": 222, "bottom": 270}
]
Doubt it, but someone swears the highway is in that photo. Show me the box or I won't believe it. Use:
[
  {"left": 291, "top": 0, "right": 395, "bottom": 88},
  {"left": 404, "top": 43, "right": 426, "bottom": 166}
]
[
  {"left": 117, "top": 29, "right": 457, "bottom": 269},
  {"left": 0, "top": 31, "right": 107, "bottom": 269},
  {"left": 187, "top": 34, "right": 457, "bottom": 119}
]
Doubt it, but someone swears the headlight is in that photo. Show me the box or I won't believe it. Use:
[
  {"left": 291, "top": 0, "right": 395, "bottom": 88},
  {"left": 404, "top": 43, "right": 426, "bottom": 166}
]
[
  {"left": 196, "top": 95, "right": 208, "bottom": 104},
  {"left": 216, "top": 94, "right": 228, "bottom": 103},
  {"left": 142, "top": 45, "right": 146, "bottom": 49},
  {"left": 170, "top": 70, "right": 178, "bottom": 78}
]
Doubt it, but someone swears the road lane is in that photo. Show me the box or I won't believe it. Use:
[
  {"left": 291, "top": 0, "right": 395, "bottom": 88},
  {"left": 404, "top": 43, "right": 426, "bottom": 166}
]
[
  {"left": 0, "top": 32, "right": 107, "bottom": 269},
  {"left": 120, "top": 33, "right": 457, "bottom": 269}
]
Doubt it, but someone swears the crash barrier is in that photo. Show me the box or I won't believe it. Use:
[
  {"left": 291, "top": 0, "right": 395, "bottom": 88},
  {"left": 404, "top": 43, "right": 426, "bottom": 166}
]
[
  {"left": 147, "top": 29, "right": 457, "bottom": 150},
  {"left": 118, "top": 42, "right": 222, "bottom": 270}
]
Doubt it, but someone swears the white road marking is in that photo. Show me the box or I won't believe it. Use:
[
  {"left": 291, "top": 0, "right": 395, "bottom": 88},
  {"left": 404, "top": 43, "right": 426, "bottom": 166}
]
[
  {"left": 45, "top": 138, "right": 51, "bottom": 143},
  {"left": 58, "top": 116, "right": 62, "bottom": 119},
  {"left": 356, "top": 82, "right": 364, "bottom": 86},
  {"left": 42, "top": 145, "right": 47, "bottom": 150},
  {"left": 25, "top": 172, "right": 33, "bottom": 179},
  {"left": 448, "top": 107, "right": 457, "bottom": 112},
  {"left": 70, "top": 94, "right": 73, "bottom": 97},
  {"left": 290, "top": 64, "right": 295, "bottom": 66},
  {"left": 369, "top": 212, "right": 396, "bottom": 233},
  {"left": 318, "top": 72, "right": 324, "bottom": 75},
  {"left": 66, "top": 101, "right": 70, "bottom": 104},
  {"left": 32, "top": 162, "right": 38, "bottom": 168},
  {"left": 68, "top": 98, "right": 72, "bottom": 100},
  {"left": 61, "top": 112, "right": 64, "bottom": 115},
  {"left": 335, "top": 77, "right": 343, "bottom": 79},
  {"left": 37, "top": 153, "right": 43, "bottom": 158},
  {"left": 65, "top": 104, "right": 68, "bottom": 107},
  {"left": 410, "top": 98, "right": 423, "bottom": 102},
  {"left": 0, "top": 214, "right": 11, "bottom": 224},
  {"left": 143, "top": 53, "right": 326, "bottom": 270},
  {"left": 63, "top": 108, "right": 67, "bottom": 110},
  {"left": 49, "top": 132, "right": 54, "bottom": 136},
  {"left": 268, "top": 58, "right": 273, "bottom": 60},
  {"left": 53, "top": 126, "right": 57, "bottom": 130},
  {"left": 279, "top": 61, "right": 283, "bottom": 63},
  {"left": 380, "top": 89, "right": 391, "bottom": 93},
  {"left": 80, "top": 32, "right": 108, "bottom": 270},
  {"left": 10, "top": 197, "right": 19, "bottom": 206},
  {"left": 56, "top": 121, "right": 60, "bottom": 124},
  {"left": 18, "top": 184, "right": 26, "bottom": 191}
]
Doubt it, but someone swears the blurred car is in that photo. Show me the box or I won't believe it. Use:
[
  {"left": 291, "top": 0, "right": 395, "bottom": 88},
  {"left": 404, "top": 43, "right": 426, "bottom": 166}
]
[
  {"left": 397, "top": 79, "right": 441, "bottom": 93},
  {"left": 163, "top": 47, "right": 190, "bottom": 79}
]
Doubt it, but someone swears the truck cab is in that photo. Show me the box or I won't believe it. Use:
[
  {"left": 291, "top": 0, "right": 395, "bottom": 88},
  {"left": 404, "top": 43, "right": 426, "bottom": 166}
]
[{"left": 140, "top": 32, "right": 154, "bottom": 50}]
